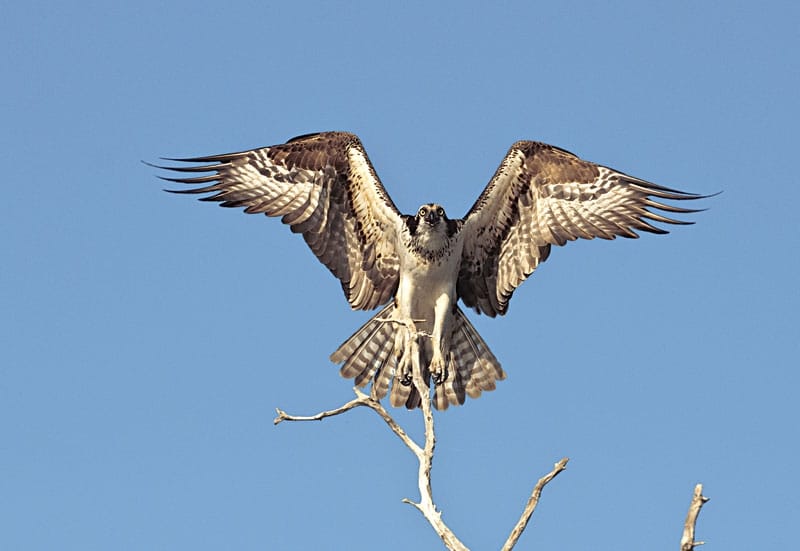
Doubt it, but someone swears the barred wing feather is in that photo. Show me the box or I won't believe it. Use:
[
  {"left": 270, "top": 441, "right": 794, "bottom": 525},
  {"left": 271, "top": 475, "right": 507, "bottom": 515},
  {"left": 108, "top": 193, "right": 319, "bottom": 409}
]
[
  {"left": 157, "top": 131, "right": 404, "bottom": 311},
  {"left": 458, "top": 141, "right": 708, "bottom": 317}
]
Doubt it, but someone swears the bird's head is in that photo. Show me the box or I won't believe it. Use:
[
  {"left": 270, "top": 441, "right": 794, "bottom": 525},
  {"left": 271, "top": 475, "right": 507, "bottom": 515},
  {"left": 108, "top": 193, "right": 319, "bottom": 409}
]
[
  {"left": 416, "top": 203, "right": 448, "bottom": 228},
  {"left": 406, "top": 203, "right": 459, "bottom": 260}
]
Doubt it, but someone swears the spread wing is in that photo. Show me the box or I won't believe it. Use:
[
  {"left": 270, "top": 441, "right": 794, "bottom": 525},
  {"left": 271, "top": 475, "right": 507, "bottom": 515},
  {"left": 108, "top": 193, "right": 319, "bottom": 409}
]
[
  {"left": 156, "top": 131, "right": 404, "bottom": 310},
  {"left": 458, "top": 140, "right": 707, "bottom": 317}
]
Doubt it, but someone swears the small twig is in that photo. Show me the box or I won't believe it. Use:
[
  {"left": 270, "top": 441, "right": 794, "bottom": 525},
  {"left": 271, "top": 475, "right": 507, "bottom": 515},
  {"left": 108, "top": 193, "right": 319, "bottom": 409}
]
[
  {"left": 680, "top": 483, "right": 709, "bottom": 551},
  {"left": 501, "top": 457, "right": 569, "bottom": 551},
  {"left": 273, "top": 394, "right": 362, "bottom": 424}
]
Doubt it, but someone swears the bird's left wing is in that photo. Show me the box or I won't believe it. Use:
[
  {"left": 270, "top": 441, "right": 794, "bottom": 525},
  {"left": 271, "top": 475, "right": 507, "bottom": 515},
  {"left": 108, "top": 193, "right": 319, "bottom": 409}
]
[
  {"left": 156, "top": 131, "right": 405, "bottom": 310},
  {"left": 458, "top": 140, "right": 707, "bottom": 317}
]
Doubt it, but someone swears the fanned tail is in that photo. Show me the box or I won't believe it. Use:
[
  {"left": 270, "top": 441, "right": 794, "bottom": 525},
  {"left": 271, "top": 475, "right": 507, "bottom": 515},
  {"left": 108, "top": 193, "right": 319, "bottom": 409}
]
[
  {"left": 330, "top": 305, "right": 505, "bottom": 410},
  {"left": 329, "top": 304, "right": 421, "bottom": 409},
  {"left": 437, "top": 307, "right": 506, "bottom": 409}
]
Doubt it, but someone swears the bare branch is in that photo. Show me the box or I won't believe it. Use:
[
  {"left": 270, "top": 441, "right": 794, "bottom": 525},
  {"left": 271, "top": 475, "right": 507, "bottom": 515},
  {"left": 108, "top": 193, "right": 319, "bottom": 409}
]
[
  {"left": 501, "top": 457, "right": 569, "bottom": 551},
  {"left": 273, "top": 325, "right": 566, "bottom": 551},
  {"left": 273, "top": 393, "right": 363, "bottom": 424},
  {"left": 680, "top": 483, "right": 709, "bottom": 551},
  {"left": 399, "top": 332, "right": 470, "bottom": 551},
  {"left": 274, "top": 387, "right": 421, "bottom": 456}
]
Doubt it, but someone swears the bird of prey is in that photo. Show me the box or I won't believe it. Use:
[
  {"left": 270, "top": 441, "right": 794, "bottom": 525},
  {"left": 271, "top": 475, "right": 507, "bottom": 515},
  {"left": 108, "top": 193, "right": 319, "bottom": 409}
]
[{"left": 156, "top": 131, "right": 707, "bottom": 410}]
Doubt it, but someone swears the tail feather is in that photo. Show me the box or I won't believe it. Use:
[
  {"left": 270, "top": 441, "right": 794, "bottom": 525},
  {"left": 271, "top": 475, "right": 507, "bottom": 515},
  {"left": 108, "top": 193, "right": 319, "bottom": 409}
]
[
  {"left": 333, "top": 304, "right": 393, "bottom": 383},
  {"left": 389, "top": 378, "right": 409, "bottom": 407},
  {"left": 352, "top": 322, "right": 395, "bottom": 388},
  {"left": 395, "top": 380, "right": 422, "bottom": 409},
  {"left": 439, "top": 351, "right": 466, "bottom": 409},
  {"left": 371, "top": 344, "right": 394, "bottom": 400},
  {"left": 330, "top": 304, "right": 505, "bottom": 410},
  {"left": 450, "top": 309, "right": 506, "bottom": 400}
]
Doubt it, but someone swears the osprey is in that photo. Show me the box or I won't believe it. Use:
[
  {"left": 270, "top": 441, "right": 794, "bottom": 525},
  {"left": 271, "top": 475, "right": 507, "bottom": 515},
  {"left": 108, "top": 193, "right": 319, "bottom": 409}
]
[{"left": 157, "top": 131, "right": 706, "bottom": 409}]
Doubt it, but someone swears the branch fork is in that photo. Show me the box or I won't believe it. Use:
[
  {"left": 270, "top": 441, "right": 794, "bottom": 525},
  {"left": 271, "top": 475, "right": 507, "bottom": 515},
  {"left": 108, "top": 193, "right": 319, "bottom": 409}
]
[{"left": 274, "top": 324, "right": 567, "bottom": 550}]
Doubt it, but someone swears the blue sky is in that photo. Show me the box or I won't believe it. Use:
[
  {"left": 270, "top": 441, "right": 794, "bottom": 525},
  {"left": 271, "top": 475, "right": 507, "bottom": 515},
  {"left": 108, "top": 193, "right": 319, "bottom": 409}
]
[{"left": 2, "top": 1, "right": 798, "bottom": 549}]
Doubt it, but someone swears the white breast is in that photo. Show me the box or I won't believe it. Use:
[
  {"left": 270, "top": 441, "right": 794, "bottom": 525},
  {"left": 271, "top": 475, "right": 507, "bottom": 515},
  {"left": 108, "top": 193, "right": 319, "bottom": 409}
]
[{"left": 395, "top": 231, "right": 463, "bottom": 333}]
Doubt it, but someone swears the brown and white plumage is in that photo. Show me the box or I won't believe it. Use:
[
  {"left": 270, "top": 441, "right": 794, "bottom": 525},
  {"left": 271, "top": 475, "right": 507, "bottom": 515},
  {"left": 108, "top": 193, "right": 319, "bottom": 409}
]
[
  {"left": 156, "top": 131, "right": 707, "bottom": 410},
  {"left": 160, "top": 132, "right": 403, "bottom": 311},
  {"left": 457, "top": 140, "right": 705, "bottom": 317}
]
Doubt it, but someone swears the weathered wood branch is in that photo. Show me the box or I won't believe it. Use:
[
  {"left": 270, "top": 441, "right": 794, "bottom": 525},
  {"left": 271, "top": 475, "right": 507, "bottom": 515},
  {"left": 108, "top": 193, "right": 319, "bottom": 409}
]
[
  {"left": 501, "top": 457, "right": 570, "bottom": 551},
  {"left": 274, "top": 386, "right": 421, "bottom": 455},
  {"left": 680, "top": 483, "right": 709, "bottom": 551},
  {"left": 400, "top": 328, "right": 469, "bottom": 551},
  {"left": 274, "top": 324, "right": 569, "bottom": 551}
]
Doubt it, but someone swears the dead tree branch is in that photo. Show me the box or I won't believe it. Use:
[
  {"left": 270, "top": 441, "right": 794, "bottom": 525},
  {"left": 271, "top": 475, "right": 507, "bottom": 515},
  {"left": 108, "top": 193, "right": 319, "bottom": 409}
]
[
  {"left": 680, "top": 483, "right": 709, "bottom": 551},
  {"left": 400, "top": 329, "right": 469, "bottom": 551},
  {"left": 274, "top": 324, "right": 568, "bottom": 551},
  {"left": 274, "top": 387, "right": 421, "bottom": 455},
  {"left": 502, "top": 457, "right": 570, "bottom": 551}
]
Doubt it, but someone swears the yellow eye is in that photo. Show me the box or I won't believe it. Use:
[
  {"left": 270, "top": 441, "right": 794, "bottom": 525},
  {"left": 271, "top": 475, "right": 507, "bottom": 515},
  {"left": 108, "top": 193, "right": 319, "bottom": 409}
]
[
  {"left": 419, "top": 207, "right": 427, "bottom": 217},
  {"left": 437, "top": 207, "right": 444, "bottom": 216}
]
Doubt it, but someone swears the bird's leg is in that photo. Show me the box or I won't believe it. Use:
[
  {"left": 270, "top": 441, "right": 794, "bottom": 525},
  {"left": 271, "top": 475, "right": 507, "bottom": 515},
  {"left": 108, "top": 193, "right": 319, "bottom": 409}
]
[
  {"left": 393, "top": 326, "right": 413, "bottom": 386},
  {"left": 429, "top": 341, "right": 449, "bottom": 385},
  {"left": 429, "top": 294, "right": 452, "bottom": 385}
]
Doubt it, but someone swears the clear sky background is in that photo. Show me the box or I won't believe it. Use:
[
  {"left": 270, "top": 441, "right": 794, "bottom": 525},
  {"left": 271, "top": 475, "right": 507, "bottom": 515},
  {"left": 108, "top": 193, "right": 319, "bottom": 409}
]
[{"left": 2, "top": 1, "right": 798, "bottom": 549}]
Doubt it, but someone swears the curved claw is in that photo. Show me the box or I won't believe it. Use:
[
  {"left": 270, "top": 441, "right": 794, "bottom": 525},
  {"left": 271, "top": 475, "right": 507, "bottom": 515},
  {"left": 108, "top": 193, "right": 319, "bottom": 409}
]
[{"left": 430, "top": 357, "right": 447, "bottom": 385}]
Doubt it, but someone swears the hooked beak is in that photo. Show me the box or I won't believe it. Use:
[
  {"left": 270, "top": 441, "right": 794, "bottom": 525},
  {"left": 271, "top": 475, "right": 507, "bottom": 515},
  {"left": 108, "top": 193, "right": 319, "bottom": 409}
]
[{"left": 425, "top": 210, "right": 439, "bottom": 225}]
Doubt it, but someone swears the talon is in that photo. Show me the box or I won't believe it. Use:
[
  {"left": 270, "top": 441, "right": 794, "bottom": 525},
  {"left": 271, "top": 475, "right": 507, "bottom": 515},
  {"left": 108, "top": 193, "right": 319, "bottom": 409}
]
[
  {"left": 429, "top": 357, "right": 447, "bottom": 385},
  {"left": 397, "top": 353, "right": 412, "bottom": 386}
]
